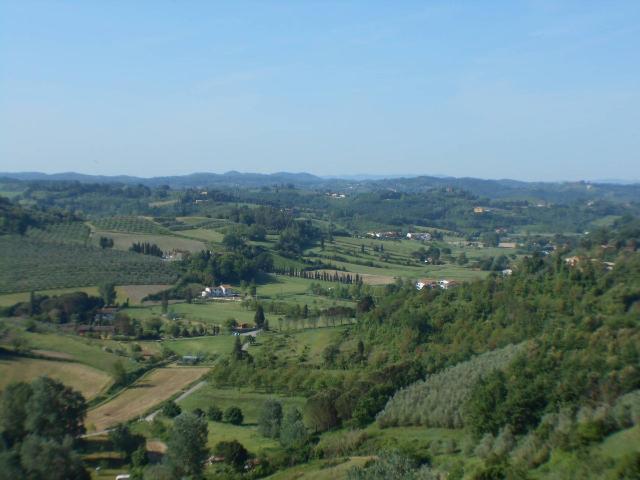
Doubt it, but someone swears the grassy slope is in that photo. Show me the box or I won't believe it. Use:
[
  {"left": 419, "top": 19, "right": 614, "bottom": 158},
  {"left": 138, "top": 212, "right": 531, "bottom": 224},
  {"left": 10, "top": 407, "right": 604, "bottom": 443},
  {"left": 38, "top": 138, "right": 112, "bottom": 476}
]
[
  {"left": 0, "top": 356, "right": 112, "bottom": 400},
  {"left": 266, "top": 457, "right": 373, "bottom": 480},
  {"left": 179, "top": 385, "right": 306, "bottom": 454}
]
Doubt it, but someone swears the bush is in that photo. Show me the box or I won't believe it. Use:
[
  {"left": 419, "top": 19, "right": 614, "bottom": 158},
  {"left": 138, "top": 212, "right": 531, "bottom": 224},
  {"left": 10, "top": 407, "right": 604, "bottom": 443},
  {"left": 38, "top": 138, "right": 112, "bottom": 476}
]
[
  {"left": 224, "top": 407, "right": 244, "bottom": 425},
  {"left": 207, "top": 406, "right": 223, "bottom": 422},
  {"left": 161, "top": 401, "right": 181, "bottom": 418},
  {"left": 214, "top": 440, "right": 249, "bottom": 470},
  {"left": 315, "top": 429, "right": 369, "bottom": 458}
]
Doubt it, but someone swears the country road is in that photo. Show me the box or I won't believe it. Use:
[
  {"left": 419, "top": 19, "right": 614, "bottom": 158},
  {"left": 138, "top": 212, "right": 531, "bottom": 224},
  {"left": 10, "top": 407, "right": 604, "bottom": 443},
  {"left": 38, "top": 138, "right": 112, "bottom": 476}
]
[{"left": 145, "top": 380, "right": 208, "bottom": 422}]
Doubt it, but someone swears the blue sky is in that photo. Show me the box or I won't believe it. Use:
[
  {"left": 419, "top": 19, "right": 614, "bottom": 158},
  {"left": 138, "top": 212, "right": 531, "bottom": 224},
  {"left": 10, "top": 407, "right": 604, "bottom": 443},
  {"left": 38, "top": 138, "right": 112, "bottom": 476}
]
[{"left": 1, "top": 1, "right": 639, "bottom": 181}]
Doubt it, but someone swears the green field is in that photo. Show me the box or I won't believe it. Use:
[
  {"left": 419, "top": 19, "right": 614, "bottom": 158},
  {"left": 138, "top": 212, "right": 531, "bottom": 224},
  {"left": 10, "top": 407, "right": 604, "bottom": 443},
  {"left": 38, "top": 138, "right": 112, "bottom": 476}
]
[
  {"left": 156, "top": 335, "right": 235, "bottom": 357},
  {"left": 26, "top": 222, "right": 91, "bottom": 245},
  {"left": 19, "top": 329, "right": 138, "bottom": 373},
  {"left": 92, "top": 230, "right": 206, "bottom": 253},
  {"left": 175, "top": 228, "right": 225, "bottom": 244},
  {"left": 0, "top": 284, "right": 170, "bottom": 307},
  {"left": 179, "top": 385, "right": 306, "bottom": 454},
  {"left": 0, "top": 355, "right": 112, "bottom": 400},
  {"left": 0, "top": 235, "right": 178, "bottom": 293},
  {"left": 123, "top": 300, "right": 257, "bottom": 326},
  {"left": 89, "top": 216, "right": 171, "bottom": 235}
]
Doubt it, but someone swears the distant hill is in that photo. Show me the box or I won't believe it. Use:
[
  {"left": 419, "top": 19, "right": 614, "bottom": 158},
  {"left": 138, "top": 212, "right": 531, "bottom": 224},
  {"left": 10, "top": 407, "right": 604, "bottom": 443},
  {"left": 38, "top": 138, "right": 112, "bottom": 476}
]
[{"left": 2, "top": 170, "right": 639, "bottom": 203}]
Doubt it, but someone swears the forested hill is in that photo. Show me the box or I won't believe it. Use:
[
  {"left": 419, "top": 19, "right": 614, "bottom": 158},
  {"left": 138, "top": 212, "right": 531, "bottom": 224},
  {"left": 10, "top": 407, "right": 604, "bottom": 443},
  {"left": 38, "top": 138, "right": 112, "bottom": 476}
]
[
  {"left": 2, "top": 171, "right": 640, "bottom": 203},
  {"left": 0, "top": 196, "right": 77, "bottom": 235}
]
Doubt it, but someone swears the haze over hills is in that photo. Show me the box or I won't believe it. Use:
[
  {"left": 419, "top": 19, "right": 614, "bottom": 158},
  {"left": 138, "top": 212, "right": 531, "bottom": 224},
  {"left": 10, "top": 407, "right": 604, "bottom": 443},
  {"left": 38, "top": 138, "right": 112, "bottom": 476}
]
[{"left": 2, "top": 170, "right": 640, "bottom": 204}]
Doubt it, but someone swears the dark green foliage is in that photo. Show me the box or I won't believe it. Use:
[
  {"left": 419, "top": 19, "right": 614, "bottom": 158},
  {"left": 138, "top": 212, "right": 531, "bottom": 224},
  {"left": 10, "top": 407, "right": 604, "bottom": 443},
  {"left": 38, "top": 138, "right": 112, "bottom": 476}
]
[
  {"left": 0, "top": 378, "right": 89, "bottom": 480},
  {"left": 356, "top": 295, "right": 375, "bottom": 314},
  {"left": 213, "top": 440, "right": 249, "bottom": 470},
  {"left": 207, "top": 406, "right": 223, "bottom": 422},
  {"left": 161, "top": 400, "right": 181, "bottom": 418},
  {"left": 185, "top": 248, "right": 273, "bottom": 285},
  {"left": 130, "top": 241, "right": 163, "bottom": 257},
  {"left": 166, "top": 412, "right": 209, "bottom": 478},
  {"left": 0, "top": 382, "right": 32, "bottom": 447},
  {"left": 19, "top": 435, "right": 90, "bottom": 480},
  {"left": 25, "top": 377, "right": 87, "bottom": 440},
  {"left": 276, "top": 220, "right": 320, "bottom": 256},
  {"left": 131, "top": 444, "right": 149, "bottom": 469},
  {"left": 257, "top": 399, "right": 283, "bottom": 438},
  {"left": 6, "top": 290, "right": 104, "bottom": 322},
  {"left": 254, "top": 304, "right": 266, "bottom": 328},
  {"left": 305, "top": 390, "right": 340, "bottom": 432},
  {"left": 224, "top": 406, "right": 244, "bottom": 425},
  {"left": 99, "top": 236, "right": 114, "bottom": 249},
  {"left": 108, "top": 424, "right": 145, "bottom": 461}
]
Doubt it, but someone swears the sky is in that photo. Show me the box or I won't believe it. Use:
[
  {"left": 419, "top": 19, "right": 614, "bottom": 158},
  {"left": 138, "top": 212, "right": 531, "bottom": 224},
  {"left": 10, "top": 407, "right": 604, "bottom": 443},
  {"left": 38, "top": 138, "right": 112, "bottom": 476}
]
[{"left": 1, "top": 1, "right": 639, "bottom": 181}]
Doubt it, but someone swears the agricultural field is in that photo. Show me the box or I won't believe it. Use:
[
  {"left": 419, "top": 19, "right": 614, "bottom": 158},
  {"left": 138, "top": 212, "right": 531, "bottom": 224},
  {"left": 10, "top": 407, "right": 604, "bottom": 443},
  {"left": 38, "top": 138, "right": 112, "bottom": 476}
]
[
  {"left": 0, "top": 235, "right": 178, "bottom": 293},
  {"left": 86, "top": 366, "right": 210, "bottom": 432},
  {"left": 91, "top": 230, "right": 205, "bottom": 253},
  {"left": 89, "top": 216, "right": 172, "bottom": 235},
  {"left": 305, "top": 236, "right": 493, "bottom": 282},
  {"left": 0, "top": 355, "right": 112, "bottom": 400},
  {"left": 19, "top": 328, "right": 139, "bottom": 373},
  {"left": 0, "top": 284, "right": 170, "bottom": 306},
  {"left": 175, "top": 227, "right": 225, "bottom": 244},
  {"left": 123, "top": 300, "right": 257, "bottom": 326},
  {"left": 26, "top": 222, "right": 91, "bottom": 245},
  {"left": 157, "top": 335, "right": 235, "bottom": 358}
]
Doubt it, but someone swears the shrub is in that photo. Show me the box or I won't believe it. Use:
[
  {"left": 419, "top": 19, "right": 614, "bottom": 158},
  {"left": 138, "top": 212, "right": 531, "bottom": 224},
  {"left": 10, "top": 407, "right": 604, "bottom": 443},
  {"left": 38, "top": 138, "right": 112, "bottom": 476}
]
[
  {"left": 213, "top": 440, "right": 249, "bottom": 470},
  {"left": 224, "top": 407, "right": 244, "bottom": 425},
  {"left": 161, "top": 401, "right": 181, "bottom": 418},
  {"left": 207, "top": 406, "right": 223, "bottom": 422}
]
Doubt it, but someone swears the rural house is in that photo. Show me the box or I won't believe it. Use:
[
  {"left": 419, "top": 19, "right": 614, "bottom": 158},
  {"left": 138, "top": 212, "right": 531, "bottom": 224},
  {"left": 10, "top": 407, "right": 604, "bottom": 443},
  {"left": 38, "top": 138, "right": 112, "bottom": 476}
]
[{"left": 201, "top": 284, "right": 239, "bottom": 298}]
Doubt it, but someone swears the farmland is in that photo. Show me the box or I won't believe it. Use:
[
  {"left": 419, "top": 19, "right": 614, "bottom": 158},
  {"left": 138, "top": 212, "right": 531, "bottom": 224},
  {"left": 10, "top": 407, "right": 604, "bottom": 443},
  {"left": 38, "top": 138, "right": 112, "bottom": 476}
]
[
  {"left": 92, "top": 230, "right": 206, "bottom": 253},
  {"left": 89, "top": 216, "right": 172, "bottom": 235},
  {"left": 86, "top": 366, "right": 210, "bottom": 431},
  {"left": 0, "top": 355, "right": 112, "bottom": 400},
  {"left": 0, "top": 235, "right": 178, "bottom": 293},
  {"left": 26, "top": 222, "right": 91, "bottom": 245}
]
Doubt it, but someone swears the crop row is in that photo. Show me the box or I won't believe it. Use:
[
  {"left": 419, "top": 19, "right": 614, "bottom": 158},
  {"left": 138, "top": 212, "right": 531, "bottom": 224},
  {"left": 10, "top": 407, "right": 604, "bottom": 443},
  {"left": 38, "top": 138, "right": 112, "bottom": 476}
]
[
  {"left": 90, "top": 216, "right": 171, "bottom": 235},
  {"left": 0, "top": 236, "right": 178, "bottom": 294},
  {"left": 26, "top": 223, "right": 91, "bottom": 245}
]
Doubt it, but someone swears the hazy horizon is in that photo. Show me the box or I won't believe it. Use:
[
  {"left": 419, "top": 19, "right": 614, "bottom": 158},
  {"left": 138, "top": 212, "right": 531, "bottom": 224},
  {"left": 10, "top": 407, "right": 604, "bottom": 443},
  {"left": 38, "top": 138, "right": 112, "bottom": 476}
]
[{"left": 1, "top": 1, "right": 639, "bottom": 181}]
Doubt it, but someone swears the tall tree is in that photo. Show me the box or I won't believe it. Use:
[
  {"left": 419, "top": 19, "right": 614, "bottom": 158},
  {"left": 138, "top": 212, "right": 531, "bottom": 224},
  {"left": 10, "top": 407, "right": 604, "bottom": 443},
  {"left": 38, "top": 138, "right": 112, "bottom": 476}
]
[
  {"left": 166, "top": 413, "right": 209, "bottom": 478},
  {"left": 254, "top": 304, "right": 266, "bottom": 328},
  {"left": 0, "top": 382, "right": 33, "bottom": 446},
  {"left": 99, "top": 282, "right": 116, "bottom": 306},
  {"left": 279, "top": 407, "right": 308, "bottom": 449},
  {"left": 25, "top": 377, "right": 87, "bottom": 440},
  {"left": 161, "top": 291, "right": 169, "bottom": 314},
  {"left": 257, "top": 400, "right": 283, "bottom": 438}
]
